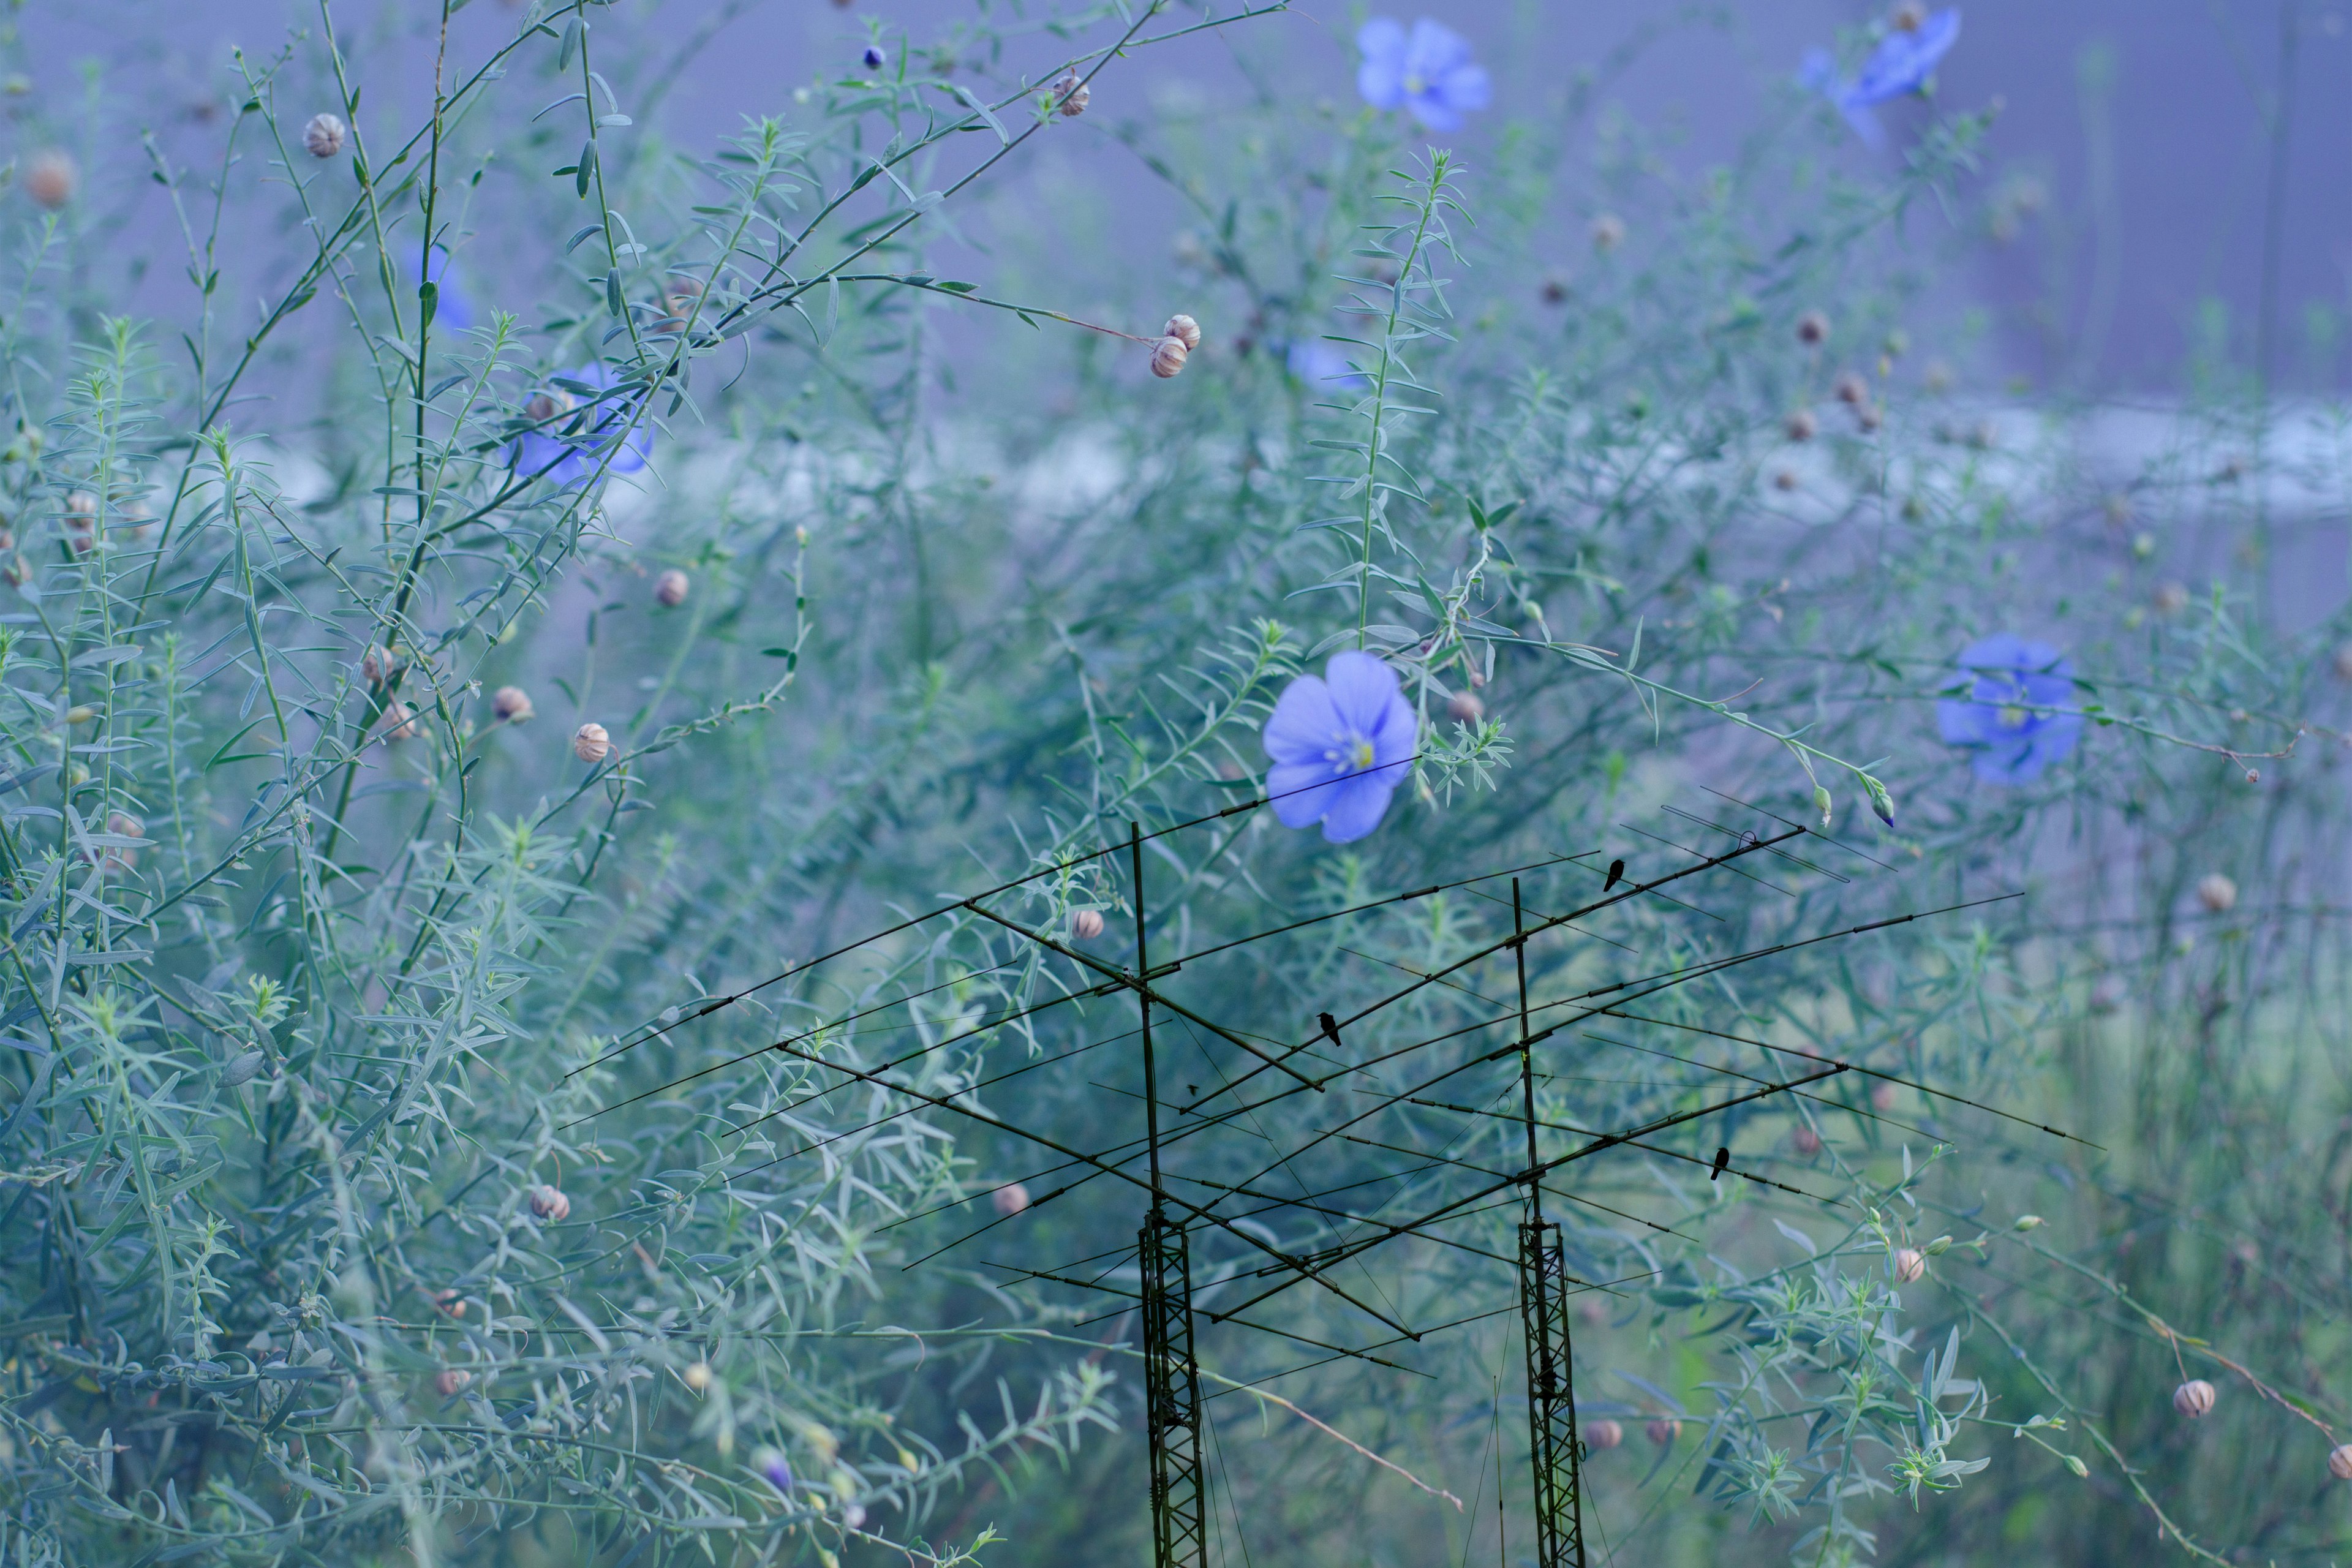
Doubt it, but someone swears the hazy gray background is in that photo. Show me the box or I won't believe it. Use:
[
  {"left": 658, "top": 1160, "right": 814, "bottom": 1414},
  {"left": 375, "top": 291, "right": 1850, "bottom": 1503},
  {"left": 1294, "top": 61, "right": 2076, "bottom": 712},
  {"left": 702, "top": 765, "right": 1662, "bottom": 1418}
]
[{"left": 12, "top": 0, "right": 2346, "bottom": 391}]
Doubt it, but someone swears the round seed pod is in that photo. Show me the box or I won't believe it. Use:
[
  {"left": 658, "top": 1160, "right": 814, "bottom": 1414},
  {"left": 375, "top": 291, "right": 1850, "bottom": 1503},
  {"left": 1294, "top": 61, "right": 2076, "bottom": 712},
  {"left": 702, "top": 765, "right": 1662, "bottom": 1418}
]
[
  {"left": 1052, "top": 70, "right": 1090, "bottom": 117},
  {"left": 24, "top": 150, "right": 76, "bottom": 210},
  {"left": 1447, "top": 691, "right": 1485, "bottom": 725},
  {"left": 529, "top": 1184, "right": 571, "bottom": 1222},
  {"left": 654, "top": 568, "right": 690, "bottom": 608},
  {"left": 303, "top": 113, "right": 347, "bottom": 159},
  {"left": 2329, "top": 1444, "right": 2352, "bottom": 1481},
  {"left": 492, "top": 685, "right": 534, "bottom": 724},
  {"left": 1585, "top": 1419, "right": 1623, "bottom": 1451},
  {"left": 1163, "top": 314, "right": 1202, "bottom": 352},
  {"left": 1793, "top": 1125, "right": 1822, "bottom": 1156},
  {"left": 1150, "top": 336, "right": 1190, "bottom": 379},
  {"left": 2172, "top": 1379, "right": 2215, "bottom": 1419},
  {"left": 573, "top": 723, "right": 611, "bottom": 764},
  {"left": 1834, "top": 372, "right": 1869, "bottom": 405},
  {"left": 684, "top": 1362, "right": 713, "bottom": 1390},
  {"left": 1785, "top": 409, "right": 1818, "bottom": 442},
  {"left": 1646, "top": 1418, "right": 1681, "bottom": 1446},
  {"left": 1589, "top": 213, "right": 1626, "bottom": 253},
  {"left": 434, "top": 1368, "right": 472, "bottom": 1397},
  {"left": 1893, "top": 1247, "right": 1926, "bottom": 1284},
  {"left": 378, "top": 700, "right": 418, "bottom": 742},
  {"left": 2196, "top": 873, "right": 2237, "bottom": 914},
  {"left": 1796, "top": 310, "right": 1830, "bottom": 345},
  {"left": 992, "top": 1182, "right": 1031, "bottom": 1216},
  {"left": 1071, "top": 909, "right": 1105, "bottom": 941}
]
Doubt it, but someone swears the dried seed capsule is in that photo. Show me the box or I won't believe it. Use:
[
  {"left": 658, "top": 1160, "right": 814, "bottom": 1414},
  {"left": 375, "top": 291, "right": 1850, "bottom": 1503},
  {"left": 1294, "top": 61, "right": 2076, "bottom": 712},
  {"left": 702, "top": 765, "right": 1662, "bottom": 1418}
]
[
  {"left": 1071, "top": 909, "right": 1105, "bottom": 941},
  {"left": 1796, "top": 310, "right": 1829, "bottom": 345},
  {"left": 492, "top": 685, "right": 535, "bottom": 724},
  {"left": 361, "top": 646, "right": 391, "bottom": 685},
  {"left": 303, "top": 113, "right": 347, "bottom": 159},
  {"left": 1784, "top": 409, "right": 1818, "bottom": 442},
  {"left": 992, "top": 1182, "right": 1031, "bottom": 1216},
  {"left": 1771, "top": 468, "right": 1799, "bottom": 492},
  {"left": 1163, "top": 314, "right": 1202, "bottom": 352},
  {"left": 573, "top": 723, "right": 611, "bottom": 764},
  {"left": 1646, "top": 1418, "right": 1681, "bottom": 1446},
  {"left": 24, "top": 150, "right": 76, "bottom": 210},
  {"left": 654, "top": 569, "right": 690, "bottom": 608},
  {"left": 1051, "top": 70, "right": 1090, "bottom": 117},
  {"left": 1855, "top": 402, "right": 1883, "bottom": 433},
  {"left": 378, "top": 700, "right": 418, "bottom": 742},
  {"left": 434, "top": 1368, "right": 472, "bottom": 1396},
  {"left": 2196, "top": 873, "right": 2237, "bottom": 913},
  {"left": 2172, "top": 1379, "right": 2215, "bottom": 1419},
  {"left": 1150, "top": 336, "right": 1190, "bottom": 379},
  {"left": 1834, "top": 371, "right": 1869, "bottom": 405},
  {"left": 1585, "top": 1419, "right": 1623, "bottom": 1450},
  {"left": 1589, "top": 213, "right": 1626, "bottom": 252},
  {"left": 1447, "top": 691, "right": 1485, "bottom": 725},
  {"left": 529, "top": 1184, "right": 571, "bottom": 1221},
  {"left": 2331, "top": 1444, "right": 2352, "bottom": 1480},
  {"left": 1893, "top": 1247, "right": 1926, "bottom": 1283}
]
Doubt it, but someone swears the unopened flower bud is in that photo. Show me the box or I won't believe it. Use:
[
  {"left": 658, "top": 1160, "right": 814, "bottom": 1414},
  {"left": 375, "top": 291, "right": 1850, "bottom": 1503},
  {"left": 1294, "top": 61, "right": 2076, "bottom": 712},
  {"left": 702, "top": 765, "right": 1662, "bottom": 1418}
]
[
  {"left": 1051, "top": 70, "right": 1090, "bottom": 117},
  {"left": 1922, "top": 1234, "right": 1953, "bottom": 1256},
  {"left": 63, "top": 705, "right": 97, "bottom": 725},
  {"left": 1071, "top": 909, "right": 1104, "bottom": 941},
  {"left": 1893, "top": 1247, "right": 1926, "bottom": 1283},
  {"left": 654, "top": 568, "right": 690, "bottom": 608},
  {"left": 2196, "top": 873, "right": 2237, "bottom": 913},
  {"left": 1589, "top": 213, "right": 1626, "bottom": 252},
  {"left": 992, "top": 1182, "right": 1031, "bottom": 1216},
  {"left": 2013, "top": 1214, "right": 2043, "bottom": 1231},
  {"left": 1784, "top": 409, "right": 1817, "bottom": 442},
  {"left": 1812, "top": 784, "right": 1833, "bottom": 826},
  {"left": 492, "top": 685, "right": 534, "bottom": 724},
  {"left": 529, "top": 1184, "right": 570, "bottom": 1221},
  {"left": 862, "top": 45, "right": 886, "bottom": 70},
  {"left": 1585, "top": 1419, "right": 1623, "bottom": 1450},
  {"left": 684, "top": 1361, "right": 713, "bottom": 1390},
  {"left": 1646, "top": 1418, "right": 1681, "bottom": 1446},
  {"left": 758, "top": 1449, "right": 794, "bottom": 1492},
  {"left": 2171, "top": 1379, "right": 2215, "bottom": 1419},
  {"left": 1150, "top": 336, "right": 1189, "bottom": 379},
  {"left": 1796, "top": 310, "right": 1829, "bottom": 345},
  {"left": 573, "top": 723, "right": 611, "bottom": 764},
  {"left": 1447, "top": 690, "right": 1485, "bottom": 725},
  {"left": 1772, "top": 467, "right": 1799, "bottom": 492},
  {"left": 24, "top": 150, "right": 76, "bottom": 211},
  {"left": 434, "top": 1368, "right": 472, "bottom": 1396},
  {"left": 1163, "top": 314, "right": 1202, "bottom": 352},
  {"left": 304, "top": 113, "right": 347, "bottom": 159},
  {"left": 1834, "top": 371, "right": 1868, "bottom": 405}
]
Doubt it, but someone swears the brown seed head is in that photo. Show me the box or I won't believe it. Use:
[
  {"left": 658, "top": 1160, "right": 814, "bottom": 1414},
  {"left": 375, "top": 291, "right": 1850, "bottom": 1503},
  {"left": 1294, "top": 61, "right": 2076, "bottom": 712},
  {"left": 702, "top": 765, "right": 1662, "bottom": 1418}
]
[
  {"left": 2172, "top": 1379, "right": 2216, "bottom": 1419},
  {"left": 303, "top": 113, "right": 347, "bottom": 158},
  {"left": 1771, "top": 468, "right": 1799, "bottom": 492},
  {"left": 431, "top": 1289, "right": 467, "bottom": 1318},
  {"left": 1871, "top": 1080, "right": 1897, "bottom": 1112},
  {"left": 1834, "top": 372, "right": 1869, "bottom": 405},
  {"left": 1586, "top": 1419, "right": 1623, "bottom": 1450},
  {"left": 1646, "top": 1419, "right": 1681, "bottom": 1446},
  {"left": 1894, "top": 1247, "right": 1926, "bottom": 1283},
  {"left": 361, "top": 646, "right": 391, "bottom": 685},
  {"left": 2331, "top": 1444, "right": 2352, "bottom": 1481},
  {"left": 1784, "top": 409, "right": 1818, "bottom": 442},
  {"left": 434, "top": 1368, "right": 472, "bottom": 1397},
  {"left": 492, "top": 685, "right": 535, "bottom": 724},
  {"left": 1890, "top": 1, "right": 1928, "bottom": 30},
  {"left": 1052, "top": 70, "right": 1090, "bottom": 117},
  {"left": 1793, "top": 1125, "right": 1822, "bottom": 1156},
  {"left": 24, "top": 150, "right": 76, "bottom": 210},
  {"left": 379, "top": 700, "right": 418, "bottom": 742},
  {"left": 1150, "top": 336, "right": 1189, "bottom": 379},
  {"left": 1447, "top": 690, "right": 1485, "bottom": 725},
  {"left": 573, "top": 723, "right": 611, "bottom": 764},
  {"left": 1071, "top": 909, "right": 1105, "bottom": 941},
  {"left": 2152, "top": 581, "right": 2188, "bottom": 616},
  {"left": 529, "top": 1185, "right": 571, "bottom": 1222},
  {"left": 1163, "top": 314, "right": 1202, "bottom": 352}
]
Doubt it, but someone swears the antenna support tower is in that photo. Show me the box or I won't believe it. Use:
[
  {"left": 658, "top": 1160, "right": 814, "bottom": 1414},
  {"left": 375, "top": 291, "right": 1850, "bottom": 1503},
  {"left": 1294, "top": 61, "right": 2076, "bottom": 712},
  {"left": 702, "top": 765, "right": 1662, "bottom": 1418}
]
[
  {"left": 1142, "top": 1212, "right": 1207, "bottom": 1568},
  {"left": 1520, "top": 1215, "right": 1588, "bottom": 1568}
]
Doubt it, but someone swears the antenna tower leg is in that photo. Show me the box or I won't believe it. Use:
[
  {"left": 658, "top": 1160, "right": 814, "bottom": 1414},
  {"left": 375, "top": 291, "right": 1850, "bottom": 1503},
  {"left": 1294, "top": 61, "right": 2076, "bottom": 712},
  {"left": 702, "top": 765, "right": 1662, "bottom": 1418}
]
[
  {"left": 1142, "top": 1213, "right": 1207, "bottom": 1568},
  {"left": 1520, "top": 1215, "right": 1588, "bottom": 1568}
]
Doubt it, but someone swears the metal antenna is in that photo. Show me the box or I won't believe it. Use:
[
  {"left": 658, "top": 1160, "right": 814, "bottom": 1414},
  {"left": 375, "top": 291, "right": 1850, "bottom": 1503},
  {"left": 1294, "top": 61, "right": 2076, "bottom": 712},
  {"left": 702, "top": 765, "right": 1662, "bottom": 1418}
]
[
  {"left": 1514, "top": 878, "right": 1588, "bottom": 1568},
  {"left": 1134, "top": 821, "right": 1205, "bottom": 1568}
]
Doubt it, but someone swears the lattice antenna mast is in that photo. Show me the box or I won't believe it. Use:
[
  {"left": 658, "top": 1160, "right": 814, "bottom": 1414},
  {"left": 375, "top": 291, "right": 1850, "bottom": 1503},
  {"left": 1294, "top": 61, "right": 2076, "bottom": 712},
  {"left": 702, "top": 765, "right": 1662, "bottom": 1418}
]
[
  {"left": 1133, "top": 823, "right": 1205, "bottom": 1568},
  {"left": 1514, "top": 877, "right": 1588, "bottom": 1568}
]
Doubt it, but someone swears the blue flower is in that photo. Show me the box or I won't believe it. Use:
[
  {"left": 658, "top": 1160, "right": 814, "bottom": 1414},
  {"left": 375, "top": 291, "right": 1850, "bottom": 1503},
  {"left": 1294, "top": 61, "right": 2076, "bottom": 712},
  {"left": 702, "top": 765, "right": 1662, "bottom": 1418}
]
[
  {"left": 1285, "top": 339, "right": 1368, "bottom": 390},
  {"left": 1262, "top": 650, "right": 1417, "bottom": 844},
  {"left": 1936, "top": 633, "right": 2081, "bottom": 784},
  {"left": 1356, "top": 18, "right": 1490, "bottom": 134},
  {"left": 1801, "top": 9, "right": 1960, "bottom": 147},
  {"left": 509, "top": 364, "right": 653, "bottom": 489},
  {"left": 418, "top": 246, "right": 477, "bottom": 333},
  {"left": 756, "top": 1448, "right": 793, "bottom": 1494}
]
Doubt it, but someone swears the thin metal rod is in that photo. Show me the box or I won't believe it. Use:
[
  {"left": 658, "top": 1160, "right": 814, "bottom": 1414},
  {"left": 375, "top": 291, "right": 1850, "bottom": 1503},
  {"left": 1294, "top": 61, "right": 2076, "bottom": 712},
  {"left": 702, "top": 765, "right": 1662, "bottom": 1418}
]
[{"left": 1514, "top": 878, "right": 1541, "bottom": 1223}]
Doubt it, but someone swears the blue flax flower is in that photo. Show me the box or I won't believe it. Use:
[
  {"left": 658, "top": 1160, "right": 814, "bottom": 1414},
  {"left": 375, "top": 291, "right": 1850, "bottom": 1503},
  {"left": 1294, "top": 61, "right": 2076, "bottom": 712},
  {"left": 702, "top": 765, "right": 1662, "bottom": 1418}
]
[
  {"left": 1357, "top": 18, "right": 1490, "bottom": 134},
  {"left": 1801, "top": 9, "right": 1960, "bottom": 148},
  {"left": 510, "top": 364, "right": 653, "bottom": 489},
  {"left": 1936, "top": 633, "right": 2081, "bottom": 784},
  {"left": 1263, "top": 650, "right": 1416, "bottom": 844}
]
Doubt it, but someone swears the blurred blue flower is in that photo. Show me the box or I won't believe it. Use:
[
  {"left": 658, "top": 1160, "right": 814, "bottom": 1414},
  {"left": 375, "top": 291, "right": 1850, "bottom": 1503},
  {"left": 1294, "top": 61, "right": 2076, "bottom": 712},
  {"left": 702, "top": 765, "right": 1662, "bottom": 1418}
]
[
  {"left": 420, "top": 246, "right": 477, "bottom": 333},
  {"left": 1263, "top": 650, "right": 1416, "bottom": 844},
  {"left": 1801, "top": 9, "right": 1960, "bottom": 147},
  {"left": 1936, "top": 632, "right": 2081, "bottom": 784},
  {"left": 1356, "top": 18, "right": 1490, "bottom": 134},
  {"left": 862, "top": 45, "right": 886, "bottom": 70},
  {"left": 510, "top": 364, "right": 653, "bottom": 488},
  {"left": 1286, "top": 339, "right": 1368, "bottom": 390},
  {"left": 756, "top": 1449, "right": 793, "bottom": 1494}
]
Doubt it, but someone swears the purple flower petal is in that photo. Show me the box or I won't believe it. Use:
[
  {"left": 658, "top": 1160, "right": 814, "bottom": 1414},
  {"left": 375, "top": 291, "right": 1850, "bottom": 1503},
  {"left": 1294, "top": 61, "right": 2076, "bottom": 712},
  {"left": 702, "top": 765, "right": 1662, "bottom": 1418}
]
[
  {"left": 1356, "top": 18, "right": 1409, "bottom": 110},
  {"left": 1267, "top": 760, "right": 1340, "bottom": 829},
  {"left": 1261, "top": 651, "right": 1418, "bottom": 844},
  {"left": 1324, "top": 650, "right": 1401, "bottom": 734},
  {"left": 1319, "top": 774, "right": 1398, "bottom": 843},
  {"left": 1263, "top": 673, "right": 1342, "bottom": 766}
]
